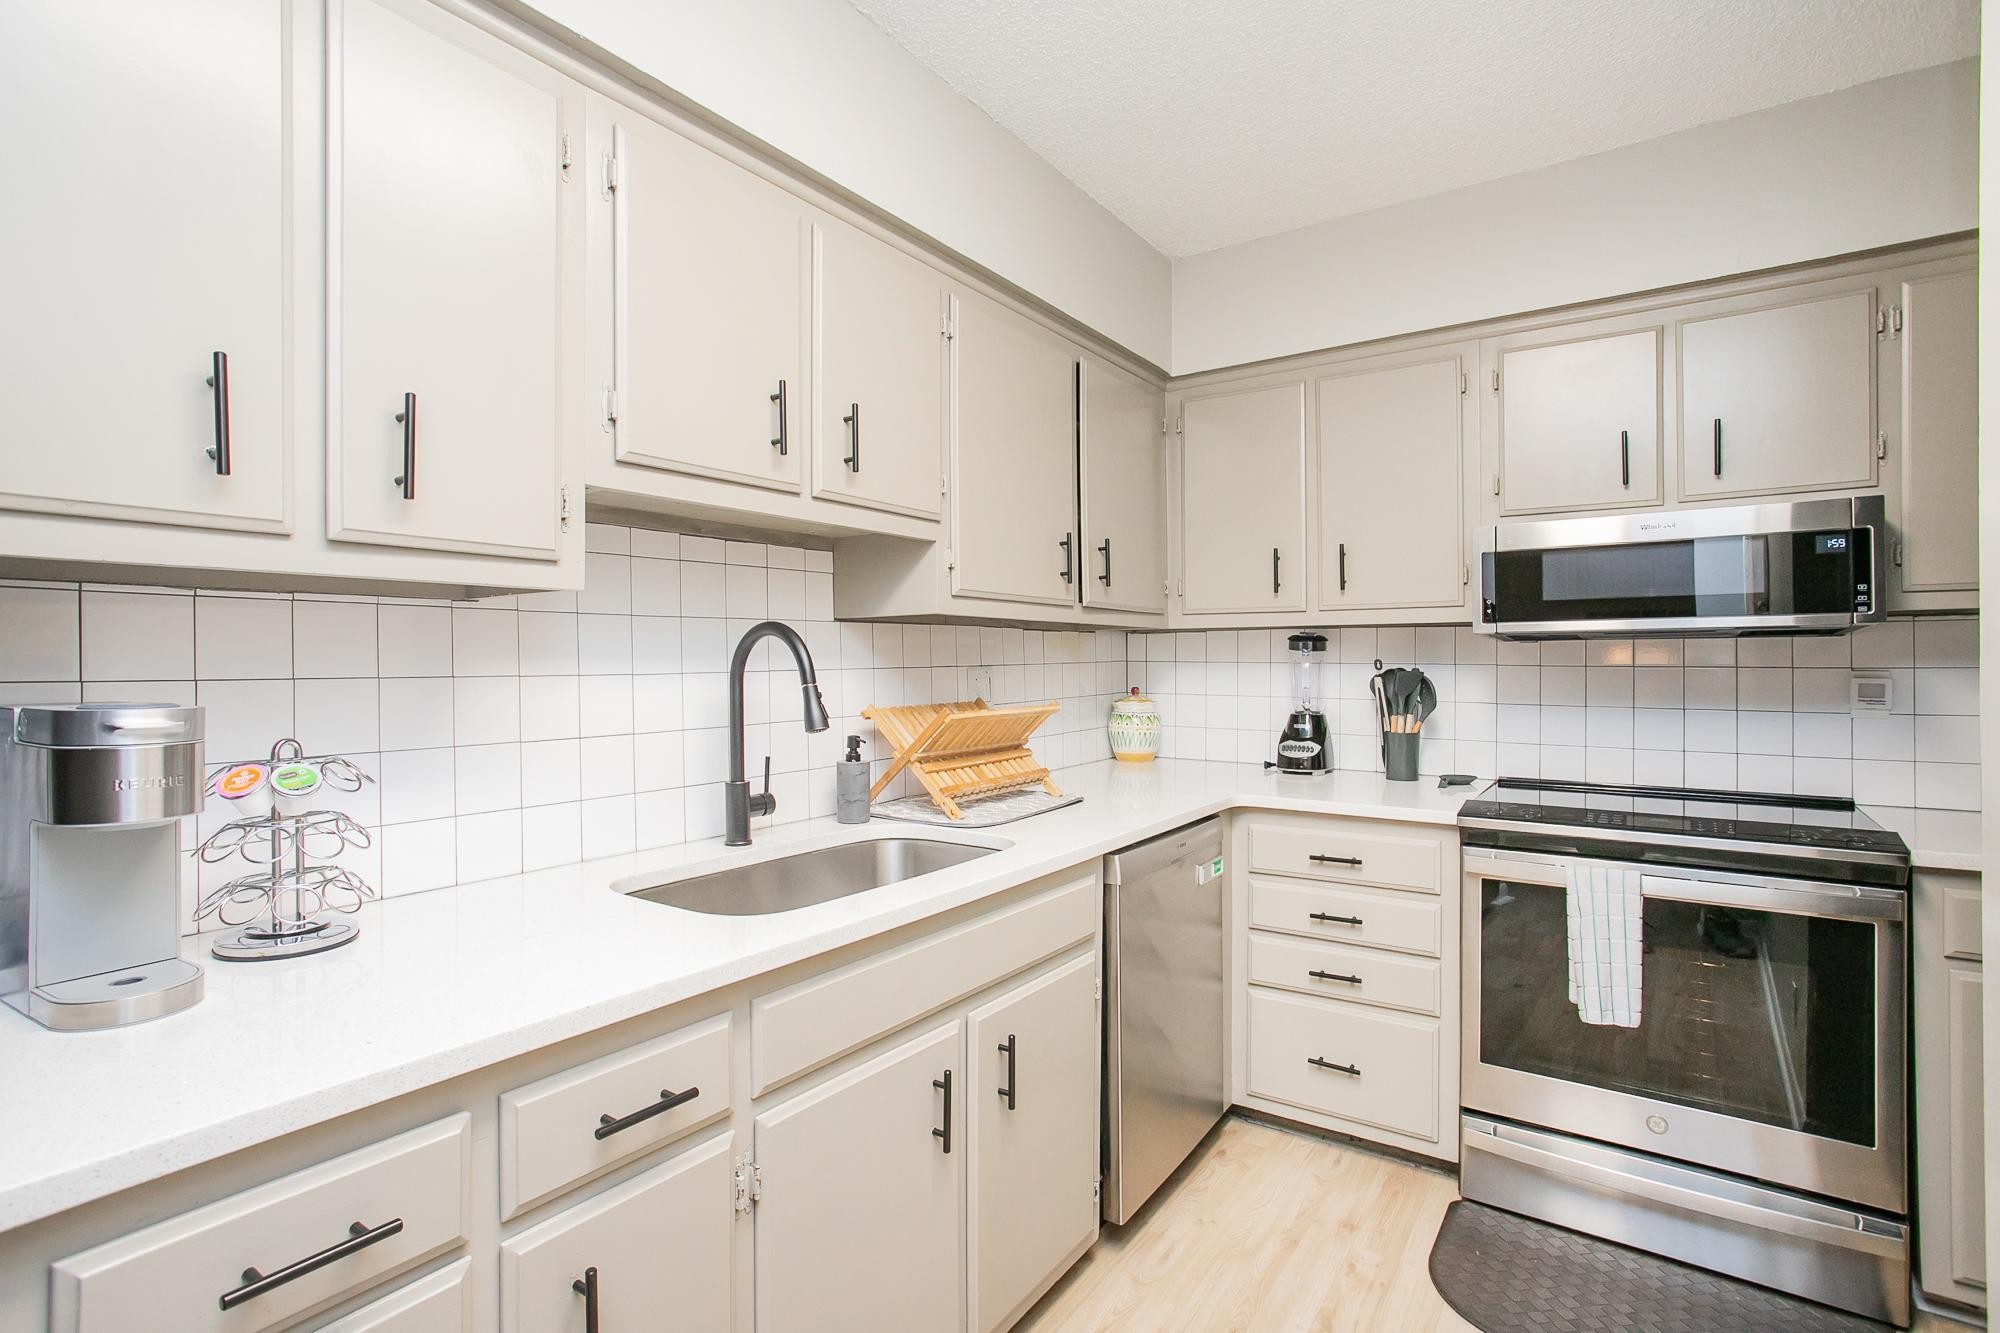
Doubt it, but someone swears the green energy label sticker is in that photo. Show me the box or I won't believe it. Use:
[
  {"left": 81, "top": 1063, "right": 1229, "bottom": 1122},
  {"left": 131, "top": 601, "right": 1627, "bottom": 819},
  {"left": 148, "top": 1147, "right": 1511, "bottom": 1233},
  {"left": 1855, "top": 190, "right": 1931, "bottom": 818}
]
[{"left": 1195, "top": 855, "right": 1225, "bottom": 885}]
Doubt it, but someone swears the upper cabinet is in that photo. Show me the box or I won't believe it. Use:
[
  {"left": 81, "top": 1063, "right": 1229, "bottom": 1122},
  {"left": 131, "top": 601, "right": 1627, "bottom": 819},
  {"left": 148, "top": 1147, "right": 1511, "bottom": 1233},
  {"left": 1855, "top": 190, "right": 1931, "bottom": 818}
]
[
  {"left": 1677, "top": 288, "right": 1877, "bottom": 502},
  {"left": 1892, "top": 266, "right": 1978, "bottom": 601},
  {"left": 1080, "top": 357, "right": 1168, "bottom": 615},
  {"left": 815, "top": 219, "right": 949, "bottom": 521},
  {"left": 1317, "top": 350, "right": 1471, "bottom": 614},
  {"left": 950, "top": 292, "right": 1078, "bottom": 608},
  {"left": 602, "top": 110, "right": 809, "bottom": 492},
  {"left": 0, "top": 0, "right": 291, "bottom": 534},
  {"left": 1177, "top": 381, "right": 1308, "bottom": 615},
  {"left": 1495, "top": 327, "right": 1661, "bottom": 514},
  {"left": 330, "top": 0, "right": 576, "bottom": 561}
]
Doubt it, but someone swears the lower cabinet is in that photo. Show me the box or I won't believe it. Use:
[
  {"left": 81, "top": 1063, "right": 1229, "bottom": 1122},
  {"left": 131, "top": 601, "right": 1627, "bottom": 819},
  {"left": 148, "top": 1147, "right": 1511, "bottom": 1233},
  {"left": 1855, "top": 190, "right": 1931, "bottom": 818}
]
[
  {"left": 967, "top": 955, "right": 1101, "bottom": 1333},
  {"left": 1914, "top": 869, "right": 1986, "bottom": 1311},
  {"left": 753, "top": 1021, "right": 965, "bottom": 1332},
  {"left": 320, "top": 1258, "right": 472, "bottom": 1332}
]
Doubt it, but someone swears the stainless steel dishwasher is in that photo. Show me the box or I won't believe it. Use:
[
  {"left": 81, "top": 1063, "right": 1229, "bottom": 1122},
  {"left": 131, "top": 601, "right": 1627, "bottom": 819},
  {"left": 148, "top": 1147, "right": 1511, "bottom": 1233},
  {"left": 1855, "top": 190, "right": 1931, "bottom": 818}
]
[{"left": 1102, "top": 817, "right": 1227, "bottom": 1224}]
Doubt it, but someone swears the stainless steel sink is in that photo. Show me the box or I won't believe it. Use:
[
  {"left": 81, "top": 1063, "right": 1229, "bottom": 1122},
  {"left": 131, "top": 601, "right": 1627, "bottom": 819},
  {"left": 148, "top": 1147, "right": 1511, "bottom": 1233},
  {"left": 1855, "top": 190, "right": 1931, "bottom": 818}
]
[{"left": 626, "top": 837, "right": 999, "bottom": 915}]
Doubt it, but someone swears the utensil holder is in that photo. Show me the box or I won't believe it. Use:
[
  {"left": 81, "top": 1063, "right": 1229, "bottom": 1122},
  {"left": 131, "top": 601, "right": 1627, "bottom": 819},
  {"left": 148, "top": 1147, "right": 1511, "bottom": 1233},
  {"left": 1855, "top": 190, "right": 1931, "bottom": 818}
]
[{"left": 1383, "top": 731, "right": 1420, "bottom": 782}]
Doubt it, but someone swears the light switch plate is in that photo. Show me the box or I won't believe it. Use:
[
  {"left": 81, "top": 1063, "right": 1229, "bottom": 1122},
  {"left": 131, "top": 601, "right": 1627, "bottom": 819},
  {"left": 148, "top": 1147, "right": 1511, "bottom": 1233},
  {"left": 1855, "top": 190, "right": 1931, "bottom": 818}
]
[{"left": 967, "top": 666, "right": 994, "bottom": 701}]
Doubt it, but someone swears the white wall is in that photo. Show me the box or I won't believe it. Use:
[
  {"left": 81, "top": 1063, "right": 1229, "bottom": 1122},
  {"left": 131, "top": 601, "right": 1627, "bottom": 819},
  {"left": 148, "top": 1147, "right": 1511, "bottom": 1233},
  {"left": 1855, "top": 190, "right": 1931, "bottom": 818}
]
[
  {"left": 519, "top": 0, "right": 1173, "bottom": 369},
  {"left": 1173, "top": 60, "right": 1979, "bottom": 374}
]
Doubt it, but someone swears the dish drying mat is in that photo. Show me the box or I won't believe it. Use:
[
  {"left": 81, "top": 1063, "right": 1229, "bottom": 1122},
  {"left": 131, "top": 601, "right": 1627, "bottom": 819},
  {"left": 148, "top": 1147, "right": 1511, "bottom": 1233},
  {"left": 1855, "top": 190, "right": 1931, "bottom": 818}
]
[{"left": 869, "top": 787, "right": 1082, "bottom": 827}]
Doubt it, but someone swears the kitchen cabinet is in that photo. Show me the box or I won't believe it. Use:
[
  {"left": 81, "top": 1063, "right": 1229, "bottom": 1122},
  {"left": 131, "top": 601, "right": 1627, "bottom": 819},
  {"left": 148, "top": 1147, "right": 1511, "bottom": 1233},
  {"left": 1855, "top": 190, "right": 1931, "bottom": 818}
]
[
  {"left": 950, "top": 292, "right": 1079, "bottom": 608},
  {"left": 1892, "top": 266, "right": 1978, "bottom": 602},
  {"left": 500, "top": 1136, "right": 734, "bottom": 1333},
  {"left": 1677, "top": 288, "right": 1877, "bottom": 501},
  {"left": 753, "top": 1020, "right": 964, "bottom": 1333},
  {"left": 1080, "top": 357, "right": 1168, "bottom": 614},
  {"left": 600, "top": 108, "right": 809, "bottom": 492},
  {"left": 1315, "top": 350, "right": 1469, "bottom": 614},
  {"left": 1177, "top": 380, "right": 1307, "bottom": 615},
  {"left": 815, "top": 219, "right": 949, "bottom": 521},
  {"left": 1914, "top": 870, "right": 1986, "bottom": 1311},
  {"left": 1494, "top": 327, "right": 1661, "bottom": 513},
  {"left": 321, "top": 1258, "right": 471, "bottom": 1331},
  {"left": 967, "top": 954, "right": 1100, "bottom": 1333},
  {"left": 330, "top": 0, "right": 575, "bottom": 560},
  {"left": 0, "top": 0, "right": 291, "bottom": 534}
]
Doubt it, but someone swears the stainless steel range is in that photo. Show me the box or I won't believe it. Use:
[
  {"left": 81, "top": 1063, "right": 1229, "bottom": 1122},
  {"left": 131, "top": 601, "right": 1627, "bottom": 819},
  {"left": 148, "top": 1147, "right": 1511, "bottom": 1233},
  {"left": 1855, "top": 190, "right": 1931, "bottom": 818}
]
[{"left": 1455, "top": 778, "right": 1912, "bottom": 1325}]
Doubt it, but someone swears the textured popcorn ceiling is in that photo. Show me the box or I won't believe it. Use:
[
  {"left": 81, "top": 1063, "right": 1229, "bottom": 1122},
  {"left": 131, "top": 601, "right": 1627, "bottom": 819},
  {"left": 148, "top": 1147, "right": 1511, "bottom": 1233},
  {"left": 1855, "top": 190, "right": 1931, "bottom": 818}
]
[{"left": 843, "top": 0, "right": 1978, "bottom": 257}]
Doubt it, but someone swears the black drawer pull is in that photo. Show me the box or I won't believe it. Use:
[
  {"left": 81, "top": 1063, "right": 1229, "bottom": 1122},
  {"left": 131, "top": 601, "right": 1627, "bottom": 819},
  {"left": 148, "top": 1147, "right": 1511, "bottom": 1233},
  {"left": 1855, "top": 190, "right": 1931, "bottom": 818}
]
[
  {"left": 1308, "top": 854, "right": 1363, "bottom": 867},
  {"left": 595, "top": 1084, "right": 699, "bottom": 1140},
  {"left": 1308, "top": 912, "right": 1364, "bottom": 926},
  {"left": 770, "top": 379, "right": 788, "bottom": 455},
  {"left": 218, "top": 1217, "right": 403, "bottom": 1310},
  {"left": 932, "top": 1068, "right": 953, "bottom": 1153},
  {"left": 1272, "top": 546, "right": 1281, "bottom": 595},
  {"left": 1308, "top": 969, "right": 1362, "bottom": 984},
  {"left": 1619, "top": 429, "right": 1630, "bottom": 488},
  {"left": 1059, "top": 532, "right": 1074, "bottom": 585},
  {"left": 205, "top": 350, "right": 232, "bottom": 475},
  {"left": 1712, "top": 417, "right": 1723, "bottom": 477},
  {"left": 1337, "top": 542, "right": 1347, "bottom": 592},
  {"left": 1308, "top": 1057, "right": 1361, "bottom": 1077},
  {"left": 997, "top": 1033, "right": 1017, "bottom": 1110},
  {"left": 393, "top": 392, "right": 416, "bottom": 499},
  {"left": 842, "top": 401, "right": 861, "bottom": 471},
  {"left": 1097, "top": 537, "right": 1112, "bottom": 586},
  {"left": 572, "top": 1265, "right": 599, "bottom": 1333}
]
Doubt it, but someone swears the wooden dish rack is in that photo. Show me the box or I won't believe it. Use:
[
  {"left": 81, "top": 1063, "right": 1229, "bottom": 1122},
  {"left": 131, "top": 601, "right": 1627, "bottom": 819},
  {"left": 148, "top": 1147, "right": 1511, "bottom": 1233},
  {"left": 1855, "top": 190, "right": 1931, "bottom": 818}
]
[{"left": 860, "top": 699, "right": 1062, "bottom": 820}]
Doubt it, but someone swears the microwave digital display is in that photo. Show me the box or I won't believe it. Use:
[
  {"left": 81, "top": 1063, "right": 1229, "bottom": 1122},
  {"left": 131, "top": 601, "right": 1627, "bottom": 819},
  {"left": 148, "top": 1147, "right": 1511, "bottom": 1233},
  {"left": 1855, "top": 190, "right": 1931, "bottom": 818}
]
[{"left": 1814, "top": 533, "right": 1850, "bottom": 555}]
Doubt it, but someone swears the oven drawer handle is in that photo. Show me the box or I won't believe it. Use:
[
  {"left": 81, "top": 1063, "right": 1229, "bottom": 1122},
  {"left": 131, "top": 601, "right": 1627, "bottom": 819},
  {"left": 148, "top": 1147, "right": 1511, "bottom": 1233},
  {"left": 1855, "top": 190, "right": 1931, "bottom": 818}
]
[
  {"left": 1308, "top": 854, "right": 1363, "bottom": 867},
  {"left": 1308, "top": 912, "right": 1363, "bottom": 926},
  {"left": 219, "top": 1218, "right": 404, "bottom": 1310},
  {"left": 1307, "top": 1057, "right": 1361, "bottom": 1076},
  {"left": 1308, "top": 970, "right": 1361, "bottom": 985}
]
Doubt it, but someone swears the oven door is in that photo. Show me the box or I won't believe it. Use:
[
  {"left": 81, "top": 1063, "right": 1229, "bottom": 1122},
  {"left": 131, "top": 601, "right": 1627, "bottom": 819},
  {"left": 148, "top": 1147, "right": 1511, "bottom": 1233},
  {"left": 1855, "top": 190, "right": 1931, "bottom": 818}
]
[{"left": 1461, "top": 847, "right": 1906, "bottom": 1213}]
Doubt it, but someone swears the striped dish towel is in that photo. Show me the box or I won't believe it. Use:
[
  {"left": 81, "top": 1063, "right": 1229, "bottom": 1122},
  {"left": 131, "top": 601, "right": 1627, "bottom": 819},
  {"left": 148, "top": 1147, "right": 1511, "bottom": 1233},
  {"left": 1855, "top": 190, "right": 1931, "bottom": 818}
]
[{"left": 1565, "top": 863, "right": 1643, "bottom": 1027}]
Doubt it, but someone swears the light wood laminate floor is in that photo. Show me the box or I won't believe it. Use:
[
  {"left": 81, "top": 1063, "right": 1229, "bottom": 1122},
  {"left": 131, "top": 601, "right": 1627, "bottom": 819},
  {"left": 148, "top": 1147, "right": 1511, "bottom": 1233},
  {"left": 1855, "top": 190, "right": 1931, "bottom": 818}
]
[{"left": 1018, "top": 1114, "right": 1967, "bottom": 1333}]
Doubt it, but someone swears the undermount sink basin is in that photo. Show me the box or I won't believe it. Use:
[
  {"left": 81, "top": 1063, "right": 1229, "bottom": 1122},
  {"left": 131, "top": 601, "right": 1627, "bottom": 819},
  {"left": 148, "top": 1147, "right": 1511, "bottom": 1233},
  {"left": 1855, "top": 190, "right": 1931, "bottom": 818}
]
[{"left": 626, "top": 837, "right": 999, "bottom": 916}]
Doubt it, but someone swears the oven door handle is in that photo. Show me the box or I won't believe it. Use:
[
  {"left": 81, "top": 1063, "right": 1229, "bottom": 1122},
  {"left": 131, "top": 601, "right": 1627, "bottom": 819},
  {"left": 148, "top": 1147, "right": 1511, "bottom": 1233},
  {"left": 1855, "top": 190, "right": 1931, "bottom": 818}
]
[{"left": 1463, "top": 852, "right": 1906, "bottom": 923}]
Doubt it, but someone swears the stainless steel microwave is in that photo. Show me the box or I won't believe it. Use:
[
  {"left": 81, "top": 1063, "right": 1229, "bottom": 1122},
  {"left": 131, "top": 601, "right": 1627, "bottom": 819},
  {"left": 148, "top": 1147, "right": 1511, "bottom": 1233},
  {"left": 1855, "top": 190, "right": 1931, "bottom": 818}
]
[{"left": 1476, "top": 496, "right": 1886, "bottom": 639}]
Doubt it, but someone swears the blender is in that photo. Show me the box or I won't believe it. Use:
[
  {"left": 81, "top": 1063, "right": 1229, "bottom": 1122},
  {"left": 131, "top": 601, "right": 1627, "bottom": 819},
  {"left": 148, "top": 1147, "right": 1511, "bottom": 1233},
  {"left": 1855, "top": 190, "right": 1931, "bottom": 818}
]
[{"left": 1272, "top": 631, "right": 1330, "bottom": 774}]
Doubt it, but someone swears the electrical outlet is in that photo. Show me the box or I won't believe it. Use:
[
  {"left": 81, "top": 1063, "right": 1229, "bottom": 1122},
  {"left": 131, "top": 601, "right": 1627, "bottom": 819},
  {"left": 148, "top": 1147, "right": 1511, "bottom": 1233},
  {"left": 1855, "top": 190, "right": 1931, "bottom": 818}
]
[{"left": 966, "top": 666, "right": 995, "bottom": 701}]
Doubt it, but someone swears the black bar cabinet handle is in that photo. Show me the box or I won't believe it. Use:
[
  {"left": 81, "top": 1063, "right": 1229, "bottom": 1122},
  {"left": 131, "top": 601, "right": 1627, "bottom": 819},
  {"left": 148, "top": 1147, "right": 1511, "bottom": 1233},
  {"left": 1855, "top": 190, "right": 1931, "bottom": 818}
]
[
  {"left": 770, "top": 379, "right": 788, "bottom": 456},
  {"left": 218, "top": 1218, "right": 404, "bottom": 1310},
  {"left": 1619, "top": 429, "right": 1630, "bottom": 488},
  {"left": 842, "top": 402, "right": 861, "bottom": 471},
  {"left": 1308, "top": 1057, "right": 1361, "bottom": 1077},
  {"left": 1308, "top": 853, "right": 1363, "bottom": 867},
  {"left": 1272, "top": 547, "right": 1281, "bottom": 595},
  {"left": 1308, "top": 970, "right": 1362, "bottom": 985},
  {"left": 572, "top": 1265, "right": 599, "bottom": 1333},
  {"left": 997, "top": 1033, "right": 1017, "bottom": 1110},
  {"left": 1712, "top": 417, "right": 1723, "bottom": 477},
  {"left": 1337, "top": 542, "right": 1347, "bottom": 592},
  {"left": 595, "top": 1084, "right": 699, "bottom": 1140},
  {"left": 932, "top": 1069, "right": 952, "bottom": 1153},
  {"left": 1097, "top": 538, "right": 1112, "bottom": 586},
  {"left": 1308, "top": 912, "right": 1364, "bottom": 926},
  {"left": 393, "top": 392, "right": 416, "bottom": 499},
  {"left": 1059, "top": 533, "right": 1074, "bottom": 584},
  {"left": 205, "top": 351, "right": 232, "bottom": 475}
]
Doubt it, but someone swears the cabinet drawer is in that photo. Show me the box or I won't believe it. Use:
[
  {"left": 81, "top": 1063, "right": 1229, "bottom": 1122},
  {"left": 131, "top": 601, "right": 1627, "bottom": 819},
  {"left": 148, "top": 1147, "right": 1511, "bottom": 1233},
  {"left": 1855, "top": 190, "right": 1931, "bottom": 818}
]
[
  {"left": 1943, "top": 883, "right": 1982, "bottom": 961},
  {"left": 501, "top": 1134, "right": 735, "bottom": 1333},
  {"left": 1248, "top": 876, "right": 1442, "bottom": 955},
  {"left": 752, "top": 872, "right": 1097, "bottom": 1095},
  {"left": 1246, "top": 988, "right": 1438, "bottom": 1141},
  {"left": 1246, "top": 820, "right": 1443, "bottom": 892},
  {"left": 1247, "top": 932, "right": 1440, "bottom": 1016},
  {"left": 319, "top": 1258, "right": 471, "bottom": 1332},
  {"left": 500, "top": 1013, "right": 731, "bottom": 1218},
  {"left": 53, "top": 1115, "right": 470, "bottom": 1333}
]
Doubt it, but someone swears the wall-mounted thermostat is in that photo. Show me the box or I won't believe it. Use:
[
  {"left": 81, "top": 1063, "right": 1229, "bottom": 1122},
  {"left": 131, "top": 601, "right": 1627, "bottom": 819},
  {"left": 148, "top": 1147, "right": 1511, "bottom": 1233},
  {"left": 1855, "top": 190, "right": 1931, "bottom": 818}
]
[{"left": 1850, "top": 675, "right": 1895, "bottom": 712}]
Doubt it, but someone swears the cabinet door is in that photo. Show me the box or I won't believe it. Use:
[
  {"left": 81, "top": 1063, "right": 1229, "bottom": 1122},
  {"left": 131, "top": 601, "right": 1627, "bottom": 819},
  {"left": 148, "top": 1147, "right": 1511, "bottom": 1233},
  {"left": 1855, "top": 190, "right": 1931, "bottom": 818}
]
[
  {"left": 1678, "top": 290, "right": 1876, "bottom": 500},
  {"left": 1178, "top": 382, "right": 1307, "bottom": 614},
  {"left": 500, "top": 1135, "right": 734, "bottom": 1333},
  {"left": 0, "top": 0, "right": 290, "bottom": 533},
  {"left": 816, "top": 220, "right": 947, "bottom": 520},
  {"left": 1498, "top": 329, "right": 1660, "bottom": 512},
  {"left": 1946, "top": 967, "right": 1986, "bottom": 1291},
  {"left": 332, "top": 0, "right": 571, "bottom": 559},
  {"left": 1317, "top": 354, "right": 1466, "bottom": 613},
  {"left": 967, "top": 955, "right": 1099, "bottom": 1333},
  {"left": 1080, "top": 358, "right": 1167, "bottom": 614},
  {"left": 607, "top": 113, "right": 807, "bottom": 492},
  {"left": 1897, "top": 269, "right": 1978, "bottom": 596},
  {"left": 754, "top": 1021, "right": 962, "bottom": 1332},
  {"left": 951, "top": 293, "right": 1078, "bottom": 607}
]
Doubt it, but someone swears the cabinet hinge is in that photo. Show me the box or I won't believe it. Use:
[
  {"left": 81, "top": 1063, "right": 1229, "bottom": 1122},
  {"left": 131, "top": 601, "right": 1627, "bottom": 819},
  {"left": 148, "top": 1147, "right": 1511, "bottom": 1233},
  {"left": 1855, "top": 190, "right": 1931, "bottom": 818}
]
[
  {"left": 1174, "top": 412, "right": 1184, "bottom": 436},
  {"left": 1876, "top": 430, "right": 1888, "bottom": 462},
  {"left": 941, "top": 473, "right": 949, "bottom": 496},
  {"left": 1892, "top": 539, "right": 1905, "bottom": 568},
  {"left": 1093, "top": 975, "right": 1102, "bottom": 1000},
  {"left": 602, "top": 386, "right": 620, "bottom": 431},
  {"left": 1491, "top": 369, "right": 1501, "bottom": 393},
  {"left": 733, "top": 1153, "right": 763, "bottom": 1213},
  {"left": 1491, "top": 472, "right": 1500, "bottom": 497},
  {"left": 1460, "top": 372, "right": 1468, "bottom": 396},
  {"left": 560, "top": 133, "right": 573, "bottom": 182},
  {"left": 1463, "top": 563, "right": 1470, "bottom": 587},
  {"left": 559, "top": 484, "right": 573, "bottom": 531},
  {"left": 1876, "top": 306, "right": 1888, "bottom": 337},
  {"left": 1092, "top": 1179, "right": 1102, "bottom": 1204},
  {"left": 1891, "top": 305, "right": 1904, "bottom": 338},
  {"left": 601, "top": 150, "right": 621, "bottom": 198},
  {"left": 940, "top": 314, "right": 956, "bottom": 341}
]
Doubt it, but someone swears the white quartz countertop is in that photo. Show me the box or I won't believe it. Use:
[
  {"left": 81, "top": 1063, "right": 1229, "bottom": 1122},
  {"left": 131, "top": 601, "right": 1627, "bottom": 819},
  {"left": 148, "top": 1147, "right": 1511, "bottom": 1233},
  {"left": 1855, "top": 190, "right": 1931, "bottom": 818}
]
[
  {"left": 1863, "top": 804, "right": 1984, "bottom": 873},
  {"left": 0, "top": 760, "right": 1472, "bottom": 1233}
]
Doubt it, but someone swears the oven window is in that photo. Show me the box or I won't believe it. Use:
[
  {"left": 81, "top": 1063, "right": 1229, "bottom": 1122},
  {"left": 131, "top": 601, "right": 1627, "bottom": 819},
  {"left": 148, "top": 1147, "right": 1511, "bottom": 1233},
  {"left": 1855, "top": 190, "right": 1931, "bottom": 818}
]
[
  {"left": 1477, "top": 879, "right": 1876, "bottom": 1146},
  {"left": 1490, "top": 530, "right": 1858, "bottom": 625}
]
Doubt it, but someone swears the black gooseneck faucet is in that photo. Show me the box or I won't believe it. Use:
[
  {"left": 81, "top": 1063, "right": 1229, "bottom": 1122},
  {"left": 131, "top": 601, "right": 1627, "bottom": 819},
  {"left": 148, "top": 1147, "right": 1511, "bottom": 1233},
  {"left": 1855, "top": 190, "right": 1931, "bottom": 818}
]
[{"left": 725, "top": 621, "right": 831, "bottom": 846}]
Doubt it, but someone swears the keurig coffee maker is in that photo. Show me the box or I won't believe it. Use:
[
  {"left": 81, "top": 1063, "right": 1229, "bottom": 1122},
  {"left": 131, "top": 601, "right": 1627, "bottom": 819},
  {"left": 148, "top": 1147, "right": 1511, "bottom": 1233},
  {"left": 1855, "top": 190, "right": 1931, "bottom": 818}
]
[
  {"left": 1273, "top": 631, "right": 1330, "bottom": 774},
  {"left": 0, "top": 703, "right": 206, "bottom": 1029}
]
